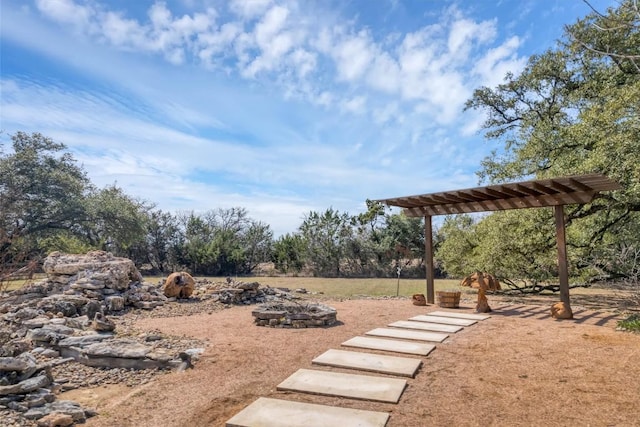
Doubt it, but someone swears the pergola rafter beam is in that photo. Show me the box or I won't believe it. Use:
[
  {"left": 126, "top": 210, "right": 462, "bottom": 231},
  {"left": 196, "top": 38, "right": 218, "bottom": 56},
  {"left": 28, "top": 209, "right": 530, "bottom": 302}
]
[{"left": 401, "top": 191, "right": 599, "bottom": 217}]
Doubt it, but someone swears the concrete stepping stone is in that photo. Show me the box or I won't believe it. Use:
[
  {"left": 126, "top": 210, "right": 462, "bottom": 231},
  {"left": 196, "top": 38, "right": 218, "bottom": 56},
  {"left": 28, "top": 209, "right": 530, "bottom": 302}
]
[
  {"left": 409, "top": 314, "right": 477, "bottom": 326},
  {"left": 277, "top": 369, "right": 407, "bottom": 403},
  {"left": 429, "top": 310, "right": 491, "bottom": 321},
  {"left": 342, "top": 336, "right": 436, "bottom": 356},
  {"left": 312, "top": 348, "right": 422, "bottom": 378},
  {"left": 226, "top": 397, "right": 390, "bottom": 427},
  {"left": 365, "top": 328, "right": 448, "bottom": 343},
  {"left": 389, "top": 320, "right": 462, "bottom": 333}
]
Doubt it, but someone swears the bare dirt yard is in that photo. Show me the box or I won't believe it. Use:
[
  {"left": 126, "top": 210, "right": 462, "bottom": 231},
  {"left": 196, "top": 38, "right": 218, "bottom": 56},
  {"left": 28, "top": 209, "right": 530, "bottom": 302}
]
[{"left": 66, "top": 293, "right": 639, "bottom": 427}]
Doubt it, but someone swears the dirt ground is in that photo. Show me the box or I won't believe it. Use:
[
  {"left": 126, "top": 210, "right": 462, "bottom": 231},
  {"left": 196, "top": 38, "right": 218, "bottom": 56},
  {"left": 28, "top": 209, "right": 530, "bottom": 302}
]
[{"left": 66, "top": 294, "right": 640, "bottom": 427}]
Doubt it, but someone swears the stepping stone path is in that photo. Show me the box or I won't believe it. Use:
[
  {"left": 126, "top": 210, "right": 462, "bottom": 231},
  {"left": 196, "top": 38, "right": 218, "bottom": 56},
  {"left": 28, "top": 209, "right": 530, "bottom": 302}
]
[
  {"left": 388, "top": 320, "right": 463, "bottom": 333},
  {"left": 225, "top": 309, "right": 491, "bottom": 426},
  {"left": 409, "top": 314, "right": 477, "bottom": 326},
  {"left": 312, "top": 349, "right": 422, "bottom": 377},
  {"left": 365, "top": 327, "right": 449, "bottom": 343},
  {"left": 277, "top": 369, "right": 407, "bottom": 403},
  {"left": 342, "top": 336, "right": 436, "bottom": 356},
  {"left": 226, "top": 398, "right": 390, "bottom": 427}
]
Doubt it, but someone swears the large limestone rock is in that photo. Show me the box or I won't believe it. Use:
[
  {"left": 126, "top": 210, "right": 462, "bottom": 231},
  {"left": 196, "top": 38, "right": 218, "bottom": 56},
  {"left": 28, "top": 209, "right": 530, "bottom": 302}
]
[
  {"left": 162, "top": 272, "right": 195, "bottom": 299},
  {"left": 43, "top": 251, "right": 142, "bottom": 290}
]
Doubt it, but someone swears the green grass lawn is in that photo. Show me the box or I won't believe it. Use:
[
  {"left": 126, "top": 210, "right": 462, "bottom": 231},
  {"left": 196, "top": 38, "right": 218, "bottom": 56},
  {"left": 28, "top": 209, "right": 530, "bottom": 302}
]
[
  {"left": 250, "top": 276, "right": 466, "bottom": 298},
  {"left": 1, "top": 274, "right": 47, "bottom": 292},
  {"left": 3, "top": 274, "right": 466, "bottom": 298},
  {"left": 148, "top": 275, "right": 467, "bottom": 298}
]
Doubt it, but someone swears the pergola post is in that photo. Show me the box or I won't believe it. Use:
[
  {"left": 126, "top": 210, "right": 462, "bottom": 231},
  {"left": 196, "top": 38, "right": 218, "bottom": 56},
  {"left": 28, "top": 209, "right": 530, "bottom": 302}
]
[
  {"left": 554, "top": 205, "right": 570, "bottom": 307},
  {"left": 424, "top": 215, "right": 435, "bottom": 304}
]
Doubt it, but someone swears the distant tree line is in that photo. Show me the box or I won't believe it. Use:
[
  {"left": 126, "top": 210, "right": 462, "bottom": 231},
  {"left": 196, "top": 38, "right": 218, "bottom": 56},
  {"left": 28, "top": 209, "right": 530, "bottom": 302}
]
[
  {"left": 2, "top": 2, "right": 639, "bottom": 284},
  {"left": 0, "top": 132, "right": 431, "bottom": 278}
]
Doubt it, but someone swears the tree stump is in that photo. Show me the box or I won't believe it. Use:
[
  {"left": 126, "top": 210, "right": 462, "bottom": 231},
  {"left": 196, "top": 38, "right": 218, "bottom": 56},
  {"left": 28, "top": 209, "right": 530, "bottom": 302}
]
[
  {"left": 550, "top": 301, "right": 573, "bottom": 319},
  {"left": 475, "top": 272, "right": 492, "bottom": 313}
]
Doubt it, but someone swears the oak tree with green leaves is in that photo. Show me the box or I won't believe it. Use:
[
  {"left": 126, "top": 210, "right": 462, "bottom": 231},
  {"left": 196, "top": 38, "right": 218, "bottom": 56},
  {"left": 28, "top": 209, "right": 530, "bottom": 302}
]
[
  {"left": 455, "top": 0, "right": 640, "bottom": 282},
  {"left": 0, "top": 132, "right": 90, "bottom": 264}
]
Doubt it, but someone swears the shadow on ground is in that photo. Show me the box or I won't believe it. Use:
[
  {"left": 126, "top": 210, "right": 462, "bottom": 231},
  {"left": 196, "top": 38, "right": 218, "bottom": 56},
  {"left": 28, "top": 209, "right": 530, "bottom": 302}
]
[{"left": 488, "top": 303, "right": 624, "bottom": 327}]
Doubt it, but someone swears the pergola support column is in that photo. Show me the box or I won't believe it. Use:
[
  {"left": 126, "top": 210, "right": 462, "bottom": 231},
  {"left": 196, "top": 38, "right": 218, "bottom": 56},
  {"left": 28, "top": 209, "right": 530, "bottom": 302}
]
[
  {"left": 554, "top": 205, "right": 570, "bottom": 307},
  {"left": 424, "top": 215, "right": 435, "bottom": 304}
]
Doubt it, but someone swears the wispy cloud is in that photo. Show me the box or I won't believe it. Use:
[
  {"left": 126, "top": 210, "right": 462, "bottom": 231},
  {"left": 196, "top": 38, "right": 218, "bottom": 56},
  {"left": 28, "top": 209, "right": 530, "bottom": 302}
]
[
  {"left": 28, "top": 0, "right": 525, "bottom": 123},
  {"left": 2, "top": 0, "right": 569, "bottom": 235}
]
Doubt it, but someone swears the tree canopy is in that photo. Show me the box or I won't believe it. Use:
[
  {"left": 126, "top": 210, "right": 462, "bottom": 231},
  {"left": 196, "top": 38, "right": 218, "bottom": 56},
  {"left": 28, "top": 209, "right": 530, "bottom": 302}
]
[
  {"left": 454, "top": 0, "right": 640, "bottom": 282},
  {"left": 0, "top": 132, "right": 90, "bottom": 262}
]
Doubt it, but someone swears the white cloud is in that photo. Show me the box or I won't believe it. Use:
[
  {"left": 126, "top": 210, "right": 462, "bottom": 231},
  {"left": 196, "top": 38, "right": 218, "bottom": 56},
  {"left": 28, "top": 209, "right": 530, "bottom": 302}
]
[
  {"left": 229, "top": 0, "right": 273, "bottom": 19},
  {"left": 242, "top": 5, "right": 297, "bottom": 76},
  {"left": 332, "top": 30, "right": 375, "bottom": 82},
  {"left": 448, "top": 18, "right": 496, "bottom": 57},
  {"left": 197, "top": 21, "right": 242, "bottom": 67},
  {"left": 35, "top": 0, "right": 95, "bottom": 31},
  {"left": 340, "top": 96, "right": 367, "bottom": 114},
  {"left": 473, "top": 36, "right": 525, "bottom": 87},
  {"left": 29, "top": 0, "right": 526, "bottom": 125},
  {"left": 289, "top": 48, "right": 316, "bottom": 77},
  {"left": 367, "top": 52, "right": 401, "bottom": 93},
  {"left": 101, "top": 11, "right": 148, "bottom": 49}
]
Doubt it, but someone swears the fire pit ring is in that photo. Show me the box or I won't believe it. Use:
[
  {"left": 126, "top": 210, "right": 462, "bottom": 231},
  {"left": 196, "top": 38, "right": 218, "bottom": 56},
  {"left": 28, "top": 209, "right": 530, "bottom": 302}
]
[{"left": 252, "top": 302, "right": 337, "bottom": 328}]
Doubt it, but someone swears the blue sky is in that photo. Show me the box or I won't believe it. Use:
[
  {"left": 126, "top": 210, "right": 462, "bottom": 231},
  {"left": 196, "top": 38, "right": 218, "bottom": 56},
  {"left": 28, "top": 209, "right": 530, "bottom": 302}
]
[{"left": 1, "top": 0, "right": 615, "bottom": 236}]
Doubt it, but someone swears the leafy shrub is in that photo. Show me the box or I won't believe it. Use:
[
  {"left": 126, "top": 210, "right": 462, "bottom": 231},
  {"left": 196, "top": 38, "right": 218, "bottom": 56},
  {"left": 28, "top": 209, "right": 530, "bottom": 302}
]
[{"left": 617, "top": 314, "right": 640, "bottom": 333}]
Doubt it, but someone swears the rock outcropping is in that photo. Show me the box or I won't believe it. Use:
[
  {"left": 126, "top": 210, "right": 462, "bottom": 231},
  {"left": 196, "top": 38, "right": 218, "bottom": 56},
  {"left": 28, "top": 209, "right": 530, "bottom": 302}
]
[
  {"left": 0, "top": 252, "right": 202, "bottom": 425},
  {"left": 1, "top": 251, "right": 305, "bottom": 425}
]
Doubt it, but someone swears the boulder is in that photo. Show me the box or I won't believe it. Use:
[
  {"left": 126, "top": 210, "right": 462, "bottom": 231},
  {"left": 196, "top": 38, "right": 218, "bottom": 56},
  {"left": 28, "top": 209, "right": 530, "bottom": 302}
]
[
  {"left": 105, "top": 296, "right": 125, "bottom": 312},
  {"left": 24, "top": 400, "right": 88, "bottom": 422},
  {"left": 43, "top": 251, "right": 142, "bottom": 290},
  {"left": 0, "top": 373, "right": 51, "bottom": 396},
  {"left": 37, "top": 412, "right": 75, "bottom": 427},
  {"left": 91, "top": 313, "right": 115, "bottom": 332},
  {"left": 162, "top": 272, "right": 195, "bottom": 299},
  {"left": 550, "top": 301, "right": 573, "bottom": 319}
]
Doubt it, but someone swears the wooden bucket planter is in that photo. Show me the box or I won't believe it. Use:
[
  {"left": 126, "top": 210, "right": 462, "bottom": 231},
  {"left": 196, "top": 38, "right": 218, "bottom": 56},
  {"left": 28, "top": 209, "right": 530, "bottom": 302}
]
[{"left": 437, "top": 291, "right": 461, "bottom": 308}]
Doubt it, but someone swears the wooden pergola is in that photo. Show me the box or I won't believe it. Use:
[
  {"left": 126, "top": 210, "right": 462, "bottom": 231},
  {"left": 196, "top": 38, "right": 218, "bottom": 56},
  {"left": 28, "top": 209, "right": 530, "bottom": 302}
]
[{"left": 375, "top": 173, "right": 621, "bottom": 309}]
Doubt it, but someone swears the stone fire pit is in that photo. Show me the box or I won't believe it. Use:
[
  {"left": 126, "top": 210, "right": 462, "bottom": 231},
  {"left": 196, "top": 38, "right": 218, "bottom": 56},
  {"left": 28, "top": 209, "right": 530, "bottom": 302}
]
[{"left": 252, "top": 302, "right": 337, "bottom": 328}]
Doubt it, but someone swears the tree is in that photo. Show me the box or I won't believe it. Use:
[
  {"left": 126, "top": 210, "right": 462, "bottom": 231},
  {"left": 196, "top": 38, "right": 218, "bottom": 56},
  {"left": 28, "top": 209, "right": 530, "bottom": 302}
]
[
  {"left": 382, "top": 213, "right": 425, "bottom": 275},
  {"left": 568, "top": 0, "right": 640, "bottom": 74},
  {"left": 464, "top": 1, "right": 640, "bottom": 281},
  {"left": 272, "top": 233, "right": 307, "bottom": 274},
  {"left": 176, "top": 208, "right": 272, "bottom": 275},
  {"left": 435, "top": 215, "right": 478, "bottom": 278},
  {"left": 137, "top": 209, "right": 181, "bottom": 273},
  {"left": 299, "top": 208, "right": 353, "bottom": 276},
  {"left": 0, "top": 132, "right": 90, "bottom": 263},
  {"left": 238, "top": 221, "right": 273, "bottom": 273},
  {"left": 82, "top": 185, "right": 151, "bottom": 259},
  {"left": 177, "top": 212, "right": 212, "bottom": 274}
]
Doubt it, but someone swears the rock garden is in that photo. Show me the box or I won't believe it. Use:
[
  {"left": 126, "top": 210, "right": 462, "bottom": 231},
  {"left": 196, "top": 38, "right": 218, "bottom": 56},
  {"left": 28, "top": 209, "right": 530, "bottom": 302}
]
[{"left": 0, "top": 251, "right": 311, "bottom": 426}]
